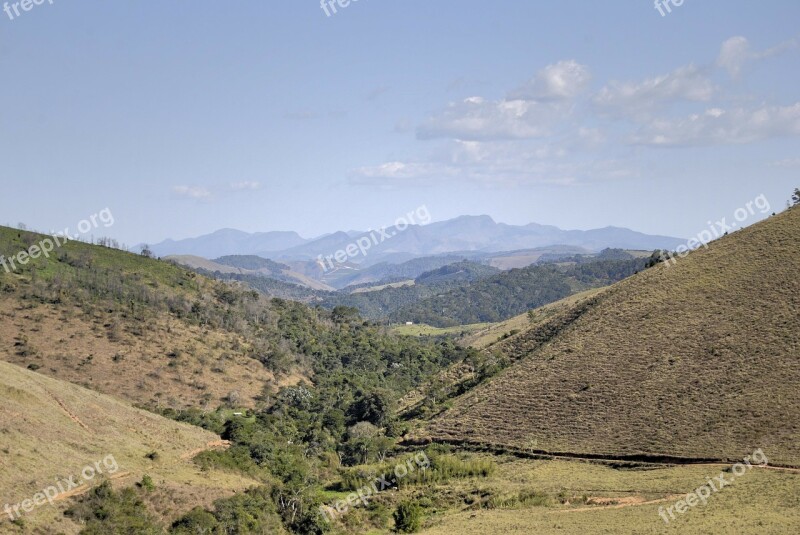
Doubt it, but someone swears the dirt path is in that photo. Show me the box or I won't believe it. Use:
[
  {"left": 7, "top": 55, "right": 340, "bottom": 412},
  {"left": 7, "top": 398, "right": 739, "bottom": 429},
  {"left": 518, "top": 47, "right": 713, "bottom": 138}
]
[
  {"left": 52, "top": 471, "right": 133, "bottom": 503},
  {"left": 412, "top": 438, "right": 800, "bottom": 472},
  {"left": 557, "top": 494, "right": 683, "bottom": 514},
  {"left": 180, "top": 439, "right": 231, "bottom": 460},
  {"left": 45, "top": 389, "right": 90, "bottom": 431},
  {"left": 552, "top": 465, "right": 800, "bottom": 515}
]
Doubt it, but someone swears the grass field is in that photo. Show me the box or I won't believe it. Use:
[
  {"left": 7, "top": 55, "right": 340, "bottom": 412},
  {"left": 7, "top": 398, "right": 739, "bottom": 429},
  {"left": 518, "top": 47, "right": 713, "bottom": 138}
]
[
  {"left": 320, "top": 451, "right": 800, "bottom": 535},
  {"left": 352, "top": 280, "right": 416, "bottom": 294},
  {"left": 419, "top": 457, "right": 800, "bottom": 534},
  {"left": 391, "top": 322, "right": 491, "bottom": 338}
]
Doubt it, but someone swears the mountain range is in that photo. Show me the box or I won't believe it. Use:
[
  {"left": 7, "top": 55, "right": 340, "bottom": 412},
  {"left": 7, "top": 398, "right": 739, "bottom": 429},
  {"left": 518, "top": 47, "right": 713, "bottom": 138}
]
[{"left": 146, "top": 215, "right": 685, "bottom": 263}]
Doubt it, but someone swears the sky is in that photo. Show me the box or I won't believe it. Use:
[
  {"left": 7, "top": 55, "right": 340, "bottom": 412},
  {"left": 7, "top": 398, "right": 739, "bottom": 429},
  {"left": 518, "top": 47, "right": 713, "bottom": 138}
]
[{"left": 1, "top": 0, "right": 799, "bottom": 247}]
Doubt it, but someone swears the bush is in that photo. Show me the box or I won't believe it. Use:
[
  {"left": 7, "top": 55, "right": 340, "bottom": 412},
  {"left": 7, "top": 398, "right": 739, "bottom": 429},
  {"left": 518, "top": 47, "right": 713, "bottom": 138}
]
[
  {"left": 171, "top": 507, "right": 219, "bottom": 534},
  {"left": 138, "top": 474, "right": 155, "bottom": 492},
  {"left": 64, "top": 481, "right": 162, "bottom": 534},
  {"left": 393, "top": 501, "right": 423, "bottom": 533}
]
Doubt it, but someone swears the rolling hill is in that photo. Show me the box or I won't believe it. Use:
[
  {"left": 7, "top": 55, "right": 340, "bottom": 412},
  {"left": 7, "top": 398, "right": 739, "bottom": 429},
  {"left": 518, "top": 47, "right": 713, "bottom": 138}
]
[
  {"left": 146, "top": 229, "right": 306, "bottom": 259},
  {"left": 425, "top": 208, "right": 800, "bottom": 465},
  {"left": 166, "top": 254, "right": 334, "bottom": 291}
]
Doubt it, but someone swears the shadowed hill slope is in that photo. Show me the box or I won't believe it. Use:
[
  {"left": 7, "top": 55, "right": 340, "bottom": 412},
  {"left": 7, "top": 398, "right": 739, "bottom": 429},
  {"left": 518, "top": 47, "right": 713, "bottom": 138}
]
[{"left": 427, "top": 208, "right": 800, "bottom": 465}]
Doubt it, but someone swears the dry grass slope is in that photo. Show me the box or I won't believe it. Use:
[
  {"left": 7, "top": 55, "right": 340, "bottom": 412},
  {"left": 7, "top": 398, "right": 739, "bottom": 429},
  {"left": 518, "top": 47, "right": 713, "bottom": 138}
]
[
  {"left": 427, "top": 209, "right": 800, "bottom": 465},
  {"left": 0, "top": 298, "right": 275, "bottom": 410},
  {"left": 0, "top": 361, "right": 257, "bottom": 533},
  {"left": 0, "top": 226, "right": 306, "bottom": 409}
]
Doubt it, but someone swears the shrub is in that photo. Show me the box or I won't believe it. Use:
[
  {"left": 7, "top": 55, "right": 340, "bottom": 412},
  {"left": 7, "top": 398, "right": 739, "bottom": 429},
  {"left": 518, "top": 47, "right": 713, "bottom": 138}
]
[
  {"left": 393, "top": 501, "right": 422, "bottom": 533},
  {"left": 171, "top": 507, "right": 219, "bottom": 534},
  {"left": 138, "top": 474, "right": 155, "bottom": 492}
]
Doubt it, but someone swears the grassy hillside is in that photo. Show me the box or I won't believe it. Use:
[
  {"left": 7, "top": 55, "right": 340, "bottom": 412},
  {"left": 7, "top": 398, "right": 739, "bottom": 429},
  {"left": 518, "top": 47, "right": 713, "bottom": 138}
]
[
  {"left": 0, "top": 361, "right": 257, "bottom": 533},
  {"left": 0, "top": 227, "right": 287, "bottom": 409},
  {"left": 426, "top": 208, "right": 800, "bottom": 465},
  {"left": 168, "top": 254, "right": 335, "bottom": 291}
]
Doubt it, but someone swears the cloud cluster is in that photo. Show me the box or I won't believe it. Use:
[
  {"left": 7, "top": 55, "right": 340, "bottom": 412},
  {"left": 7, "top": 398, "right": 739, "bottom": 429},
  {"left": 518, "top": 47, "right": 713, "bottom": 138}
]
[
  {"left": 717, "top": 35, "right": 797, "bottom": 78},
  {"left": 352, "top": 35, "right": 799, "bottom": 188},
  {"left": 418, "top": 61, "right": 590, "bottom": 142},
  {"left": 508, "top": 60, "right": 592, "bottom": 102},
  {"left": 631, "top": 103, "right": 800, "bottom": 147},
  {"left": 593, "top": 64, "right": 715, "bottom": 117}
]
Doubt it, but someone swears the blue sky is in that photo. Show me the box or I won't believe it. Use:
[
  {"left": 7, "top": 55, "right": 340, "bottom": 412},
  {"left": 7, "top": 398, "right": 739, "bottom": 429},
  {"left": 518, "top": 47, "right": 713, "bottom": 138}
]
[{"left": 1, "top": 0, "right": 798, "bottom": 246}]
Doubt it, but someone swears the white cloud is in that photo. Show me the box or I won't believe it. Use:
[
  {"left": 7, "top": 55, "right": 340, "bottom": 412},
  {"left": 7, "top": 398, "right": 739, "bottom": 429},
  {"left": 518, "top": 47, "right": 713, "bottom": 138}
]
[
  {"left": 631, "top": 103, "right": 800, "bottom": 146},
  {"left": 717, "top": 36, "right": 751, "bottom": 78},
  {"left": 349, "top": 161, "right": 458, "bottom": 186},
  {"left": 230, "top": 181, "right": 261, "bottom": 191},
  {"left": 417, "top": 96, "right": 566, "bottom": 141},
  {"left": 593, "top": 64, "right": 715, "bottom": 117},
  {"left": 172, "top": 185, "right": 213, "bottom": 200},
  {"left": 416, "top": 60, "right": 589, "bottom": 142},
  {"left": 508, "top": 60, "right": 591, "bottom": 101},
  {"left": 717, "top": 36, "right": 798, "bottom": 78}
]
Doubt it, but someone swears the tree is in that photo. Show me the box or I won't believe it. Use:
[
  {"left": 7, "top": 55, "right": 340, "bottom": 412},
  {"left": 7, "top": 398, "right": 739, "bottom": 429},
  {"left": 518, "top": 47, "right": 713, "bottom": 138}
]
[
  {"left": 792, "top": 188, "right": 800, "bottom": 207},
  {"left": 348, "top": 390, "right": 393, "bottom": 427}
]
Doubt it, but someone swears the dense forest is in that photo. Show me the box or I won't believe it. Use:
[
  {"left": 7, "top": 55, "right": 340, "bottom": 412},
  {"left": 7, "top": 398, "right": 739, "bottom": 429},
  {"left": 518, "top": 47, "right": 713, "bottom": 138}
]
[{"left": 387, "top": 256, "right": 655, "bottom": 327}]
